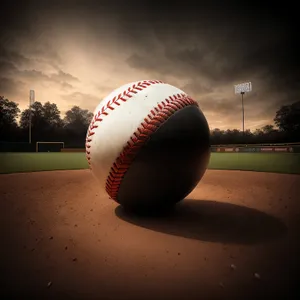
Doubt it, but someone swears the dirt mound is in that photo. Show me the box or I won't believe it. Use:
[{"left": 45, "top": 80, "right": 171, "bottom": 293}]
[{"left": 1, "top": 170, "right": 298, "bottom": 299}]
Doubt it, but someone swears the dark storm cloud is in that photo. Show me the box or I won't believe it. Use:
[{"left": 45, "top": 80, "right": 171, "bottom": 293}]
[
  {"left": 0, "top": 1, "right": 33, "bottom": 36},
  {"left": 15, "top": 69, "right": 78, "bottom": 91},
  {"left": 0, "top": 0, "right": 297, "bottom": 128},
  {"left": 181, "top": 80, "right": 213, "bottom": 95},
  {"left": 2, "top": 1, "right": 296, "bottom": 87},
  {"left": 0, "top": 77, "right": 25, "bottom": 96},
  {"left": 0, "top": 0, "right": 63, "bottom": 70},
  {"left": 0, "top": 60, "right": 18, "bottom": 74},
  {"left": 120, "top": 1, "right": 298, "bottom": 121},
  {"left": 50, "top": 71, "right": 79, "bottom": 83},
  {"left": 0, "top": 44, "right": 78, "bottom": 89},
  {"left": 0, "top": 47, "right": 24, "bottom": 76},
  {"left": 5, "top": 67, "right": 78, "bottom": 87},
  {"left": 127, "top": 45, "right": 250, "bottom": 85},
  {"left": 61, "top": 82, "right": 73, "bottom": 90},
  {"left": 126, "top": 13, "right": 296, "bottom": 87},
  {"left": 61, "top": 92, "right": 100, "bottom": 108},
  {"left": 201, "top": 97, "right": 239, "bottom": 115},
  {"left": 0, "top": 44, "right": 62, "bottom": 77},
  {"left": 0, "top": 46, "right": 30, "bottom": 65}
]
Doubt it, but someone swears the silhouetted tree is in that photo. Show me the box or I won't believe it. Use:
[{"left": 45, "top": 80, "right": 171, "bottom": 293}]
[
  {"left": 243, "top": 129, "right": 253, "bottom": 144},
  {"left": 210, "top": 128, "right": 225, "bottom": 144},
  {"left": 43, "top": 102, "right": 64, "bottom": 129},
  {"left": 64, "top": 106, "right": 93, "bottom": 129},
  {"left": 261, "top": 124, "right": 274, "bottom": 134},
  {"left": 63, "top": 106, "right": 93, "bottom": 147},
  {"left": 274, "top": 101, "right": 300, "bottom": 133},
  {"left": 20, "top": 101, "right": 44, "bottom": 129},
  {"left": 210, "top": 126, "right": 286, "bottom": 145},
  {"left": 20, "top": 101, "right": 63, "bottom": 142},
  {"left": 0, "top": 96, "right": 20, "bottom": 141},
  {"left": 1, "top": 94, "right": 300, "bottom": 150}
]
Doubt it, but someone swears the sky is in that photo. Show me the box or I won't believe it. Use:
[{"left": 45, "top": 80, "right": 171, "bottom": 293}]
[{"left": 0, "top": 0, "right": 298, "bottom": 130}]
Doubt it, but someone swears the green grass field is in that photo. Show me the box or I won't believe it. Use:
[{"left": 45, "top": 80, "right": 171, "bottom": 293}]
[{"left": 1, "top": 152, "right": 300, "bottom": 175}]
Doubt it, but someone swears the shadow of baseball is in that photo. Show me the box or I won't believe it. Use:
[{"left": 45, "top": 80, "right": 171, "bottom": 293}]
[{"left": 114, "top": 199, "right": 287, "bottom": 245}]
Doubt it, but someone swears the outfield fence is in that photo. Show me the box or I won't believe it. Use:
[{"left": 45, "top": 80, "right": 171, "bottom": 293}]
[
  {"left": 211, "top": 143, "right": 300, "bottom": 153},
  {"left": 61, "top": 148, "right": 85, "bottom": 152},
  {"left": 2, "top": 141, "right": 300, "bottom": 153},
  {"left": 0, "top": 142, "right": 35, "bottom": 152},
  {"left": 212, "top": 142, "right": 300, "bottom": 147},
  {"left": 0, "top": 141, "right": 83, "bottom": 152},
  {"left": 59, "top": 144, "right": 300, "bottom": 153}
]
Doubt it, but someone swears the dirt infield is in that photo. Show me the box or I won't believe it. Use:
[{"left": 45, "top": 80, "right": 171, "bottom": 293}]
[{"left": 1, "top": 169, "right": 298, "bottom": 299}]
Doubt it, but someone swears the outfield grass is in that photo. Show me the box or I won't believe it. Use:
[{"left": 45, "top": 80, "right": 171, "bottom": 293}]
[
  {"left": 0, "top": 153, "right": 89, "bottom": 174},
  {"left": 208, "top": 153, "right": 300, "bottom": 174},
  {"left": 0, "top": 152, "right": 300, "bottom": 175}
]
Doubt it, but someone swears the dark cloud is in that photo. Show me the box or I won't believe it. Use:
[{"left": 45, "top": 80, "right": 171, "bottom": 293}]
[
  {"left": 0, "top": 44, "right": 78, "bottom": 90},
  {"left": 0, "top": 77, "right": 25, "bottom": 96},
  {"left": 126, "top": 19, "right": 297, "bottom": 86},
  {"left": 50, "top": 71, "right": 79, "bottom": 83},
  {"left": 25, "top": 43, "right": 63, "bottom": 67},
  {"left": 119, "top": 2, "right": 298, "bottom": 111},
  {"left": 61, "top": 82, "right": 73, "bottom": 90},
  {"left": 200, "top": 96, "right": 241, "bottom": 116},
  {"left": 61, "top": 92, "right": 100, "bottom": 109},
  {"left": 0, "top": 60, "right": 18, "bottom": 74},
  {"left": 181, "top": 81, "right": 213, "bottom": 96},
  {"left": 19, "top": 69, "right": 49, "bottom": 81},
  {"left": 15, "top": 69, "right": 78, "bottom": 87},
  {"left": 0, "top": 40, "right": 62, "bottom": 71},
  {"left": 0, "top": 0, "right": 297, "bottom": 129},
  {"left": 0, "top": 46, "right": 31, "bottom": 65}
]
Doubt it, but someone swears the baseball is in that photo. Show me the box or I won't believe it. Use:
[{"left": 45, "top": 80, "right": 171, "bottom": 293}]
[{"left": 86, "top": 80, "right": 210, "bottom": 212}]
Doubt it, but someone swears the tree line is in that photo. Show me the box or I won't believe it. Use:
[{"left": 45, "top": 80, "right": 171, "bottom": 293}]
[
  {"left": 0, "top": 96, "right": 93, "bottom": 147},
  {"left": 0, "top": 96, "right": 300, "bottom": 147}
]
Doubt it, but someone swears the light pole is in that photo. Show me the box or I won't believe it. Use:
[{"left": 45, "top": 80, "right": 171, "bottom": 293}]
[
  {"left": 234, "top": 82, "right": 252, "bottom": 135},
  {"left": 241, "top": 91, "right": 245, "bottom": 134},
  {"left": 29, "top": 90, "right": 35, "bottom": 143}
]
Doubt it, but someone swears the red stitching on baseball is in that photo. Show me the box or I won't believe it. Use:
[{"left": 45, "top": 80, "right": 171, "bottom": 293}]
[
  {"left": 85, "top": 80, "right": 164, "bottom": 166},
  {"left": 105, "top": 94, "right": 199, "bottom": 201}
]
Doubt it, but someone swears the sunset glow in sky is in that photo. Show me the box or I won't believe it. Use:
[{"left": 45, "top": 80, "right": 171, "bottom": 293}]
[{"left": 0, "top": 1, "right": 297, "bottom": 130}]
